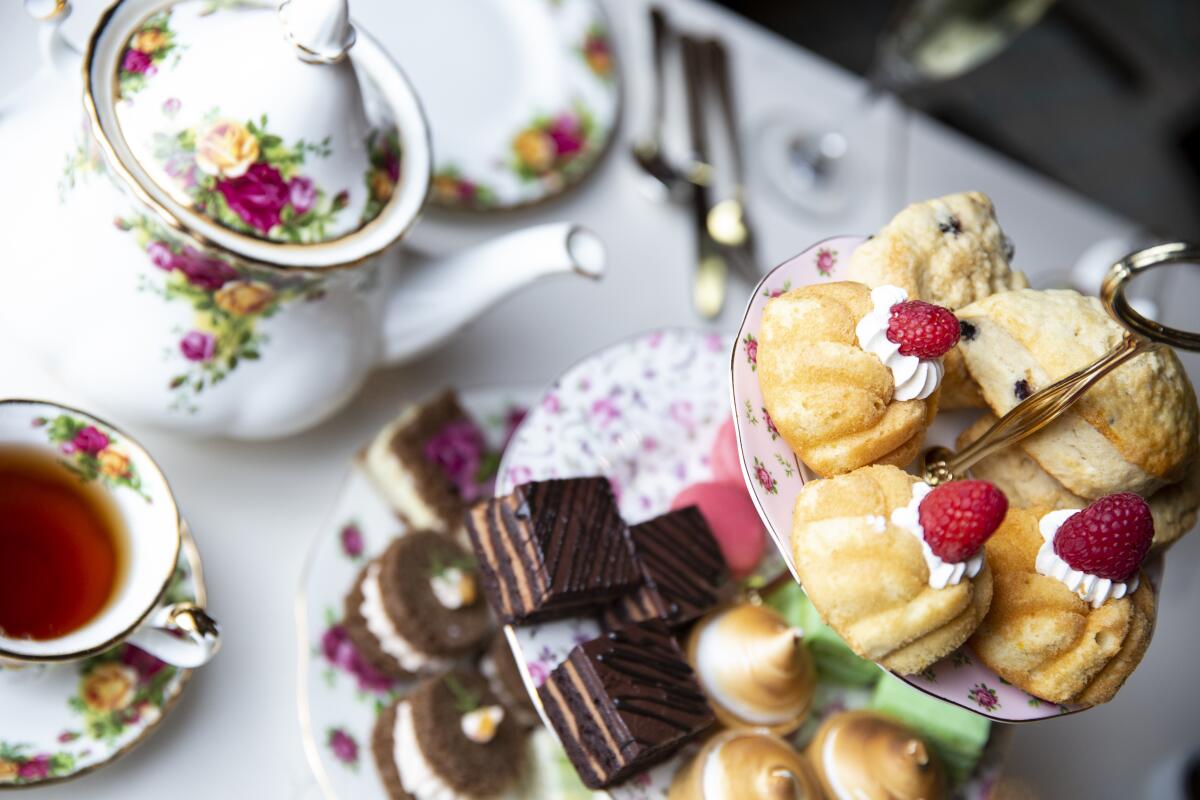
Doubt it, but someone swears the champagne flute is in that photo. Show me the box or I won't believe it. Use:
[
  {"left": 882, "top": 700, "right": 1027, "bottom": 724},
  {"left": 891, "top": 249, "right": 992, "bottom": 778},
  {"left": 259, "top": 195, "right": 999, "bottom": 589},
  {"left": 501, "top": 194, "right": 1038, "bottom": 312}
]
[{"left": 757, "top": 0, "right": 1056, "bottom": 216}]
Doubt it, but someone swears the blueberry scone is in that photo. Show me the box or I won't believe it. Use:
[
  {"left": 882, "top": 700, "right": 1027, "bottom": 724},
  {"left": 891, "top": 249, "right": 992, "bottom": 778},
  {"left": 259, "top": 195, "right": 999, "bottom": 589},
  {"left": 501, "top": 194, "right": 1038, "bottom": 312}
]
[
  {"left": 959, "top": 414, "right": 1200, "bottom": 549},
  {"left": 957, "top": 288, "right": 1199, "bottom": 498},
  {"left": 970, "top": 496, "right": 1157, "bottom": 706},
  {"left": 848, "top": 191, "right": 1028, "bottom": 409},
  {"left": 758, "top": 282, "right": 959, "bottom": 477},
  {"left": 790, "top": 465, "right": 1004, "bottom": 674}
]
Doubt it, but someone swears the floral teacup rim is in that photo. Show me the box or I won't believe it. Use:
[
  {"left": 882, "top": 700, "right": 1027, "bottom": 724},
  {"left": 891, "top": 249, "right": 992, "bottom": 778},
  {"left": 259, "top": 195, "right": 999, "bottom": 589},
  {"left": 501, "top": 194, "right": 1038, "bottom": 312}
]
[{"left": 0, "top": 399, "right": 219, "bottom": 668}]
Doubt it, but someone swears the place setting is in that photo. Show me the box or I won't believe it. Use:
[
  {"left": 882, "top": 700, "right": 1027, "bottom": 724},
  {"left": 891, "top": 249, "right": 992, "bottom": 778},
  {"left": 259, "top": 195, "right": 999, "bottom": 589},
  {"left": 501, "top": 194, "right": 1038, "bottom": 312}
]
[
  {"left": 0, "top": 400, "right": 219, "bottom": 789},
  {"left": 3, "top": 0, "right": 1200, "bottom": 798}
]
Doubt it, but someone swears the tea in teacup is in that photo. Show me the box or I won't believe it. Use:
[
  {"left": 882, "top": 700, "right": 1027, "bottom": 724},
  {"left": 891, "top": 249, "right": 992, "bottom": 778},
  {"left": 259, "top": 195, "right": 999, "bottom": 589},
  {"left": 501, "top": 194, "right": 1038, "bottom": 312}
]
[{"left": 0, "top": 445, "right": 127, "bottom": 641}]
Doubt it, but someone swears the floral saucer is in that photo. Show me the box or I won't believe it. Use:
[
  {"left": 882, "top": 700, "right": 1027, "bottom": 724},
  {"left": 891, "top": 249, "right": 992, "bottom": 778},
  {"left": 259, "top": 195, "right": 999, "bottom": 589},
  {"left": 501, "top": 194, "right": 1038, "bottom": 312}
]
[
  {"left": 364, "top": 0, "right": 620, "bottom": 211},
  {"left": 0, "top": 524, "right": 207, "bottom": 789},
  {"left": 729, "top": 236, "right": 1164, "bottom": 723},
  {"left": 496, "top": 329, "right": 1002, "bottom": 798},
  {"left": 297, "top": 387, "right": 600, "bottom": 799}
]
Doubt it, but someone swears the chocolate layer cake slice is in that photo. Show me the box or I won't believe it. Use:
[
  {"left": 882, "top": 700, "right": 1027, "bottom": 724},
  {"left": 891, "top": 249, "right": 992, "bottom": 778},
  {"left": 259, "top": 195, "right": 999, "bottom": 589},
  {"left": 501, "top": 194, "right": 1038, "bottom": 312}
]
[
  {"left": 466, "top": 477, "right": 640, "bottom": 624},
  {"left": 603, "top": 505, "right": 732, "bottom": 629},
  {"left": 362, "top": 390, "right": 494, "bottom": 533},
  {"left": 538, "top": 619, "right": 715, "bottom": 789}
]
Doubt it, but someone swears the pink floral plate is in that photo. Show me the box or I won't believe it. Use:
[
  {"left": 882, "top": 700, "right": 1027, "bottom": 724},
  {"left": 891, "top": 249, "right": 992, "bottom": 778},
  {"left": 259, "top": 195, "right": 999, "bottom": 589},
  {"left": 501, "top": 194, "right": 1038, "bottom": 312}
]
[
  {"left": 364, "top": 0, "right": 620, "bottom": 211},
  {"left": 496, "top": 329, "right": 1002, "bottom": 798},
  {"left": 729, "top": 236, "right": 1165, "bottom": 723},
  {"left": 296, "top": 387, "right": 601, "bottom": 800},
  {"left": 0, "top": 524, "right": 206, "bottom": 789}
]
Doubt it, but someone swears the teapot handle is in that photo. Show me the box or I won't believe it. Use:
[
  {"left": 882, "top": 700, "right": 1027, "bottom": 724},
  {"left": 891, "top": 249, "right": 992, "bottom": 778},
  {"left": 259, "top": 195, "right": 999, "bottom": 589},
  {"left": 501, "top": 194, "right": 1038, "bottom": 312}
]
[
  {"left": 25, "top": 0, "right": 80, "bottom": 75},
  {"left": 377, "top": 222, "right": 605, "bottom": 366}
]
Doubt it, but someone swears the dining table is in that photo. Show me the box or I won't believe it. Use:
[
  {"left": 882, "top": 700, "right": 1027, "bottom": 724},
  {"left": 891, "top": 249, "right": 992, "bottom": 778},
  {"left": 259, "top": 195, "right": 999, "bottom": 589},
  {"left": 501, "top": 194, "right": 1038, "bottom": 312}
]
[{"left": 0, "top": 0, "right": 1197, "bottom": 797}]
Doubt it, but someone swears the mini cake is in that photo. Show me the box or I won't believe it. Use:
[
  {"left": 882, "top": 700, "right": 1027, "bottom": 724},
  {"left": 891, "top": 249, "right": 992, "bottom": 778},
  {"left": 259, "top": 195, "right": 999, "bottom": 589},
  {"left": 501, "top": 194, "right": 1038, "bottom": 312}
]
[
  {"left": 668, "top": 729, "right": 823, "bottom": 799},
  {"left": 602, "top": 506, "right": 732, "bottom": 629},
  {"left": 807, "top": 710, "right": 948, "bottom": 800},
  {"left": 847, "top": 191, "right": 1028, "bottom": 409},
  {"left": 372, "top": 670, "right": 526, "bottom": 800},
  {"left": 684, "top": 603, "right": 816, "bottom": 735},
  {"left": 758, "top": 281, "right": 958, "bottom": 477},
  {"left": 538, "top": 619, "right": 715, "bottom": 789},
  {"left": 479, "top": 633, "right": 539, "bottom": 729},
  {"left": 465, "top": 477, "right": 640, "bottom": 624},
  {"left": 791, "top": 466, "right": 1003, "bottom": 674},
  {"left": 959, "top": 414, "right": 1200, "bottom": 549},
  {"left": 957, "top": 288, "right": 1199, "bottom": 498},
  {"left": 362, "top": 390, "right": 497, "bottom": 533},
  {"left": 970, "top": 497, "right": 1157, "bottom": 706},
  {"left": 344, "top": 531, "right": 492, "bottom": 680}
]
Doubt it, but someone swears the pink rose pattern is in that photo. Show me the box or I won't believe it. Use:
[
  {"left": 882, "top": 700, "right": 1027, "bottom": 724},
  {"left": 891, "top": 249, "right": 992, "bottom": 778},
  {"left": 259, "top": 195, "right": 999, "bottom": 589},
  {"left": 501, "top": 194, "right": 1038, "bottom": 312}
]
[
  {"left": 327, "top": 728, "right": 358, "bottom": 768},
  {"left": 320, "top": 623, "right": 395, "bottom": 694},
  {"left": 752, "top": 456, "right": 777, "bottom": 495},
  {"left": 117, "top": 11, "right": 175, "bottom": 98},
  {"left": 968, "top": 683, "right": 1000, "bottom": 711},
  {"left": 339, "top": 523, "right": 363, "bottom": 560},
  {"left": 151, "top": 112, "right": 350, "bottom": 243},
  {"left": 743, "top": 333, "right": 758, "bottom": 371},
  {"left": 118, "top": 213, "right": 324, "bottom": 413},
  {"left": 32, "top": 414, "right": 148, "bottom": 500},
  {"left": 511, "top": 103, "right": 599, "bottom": 187},
  {"left": 815, "top": 247, "right": 837, "bottom": 276}
]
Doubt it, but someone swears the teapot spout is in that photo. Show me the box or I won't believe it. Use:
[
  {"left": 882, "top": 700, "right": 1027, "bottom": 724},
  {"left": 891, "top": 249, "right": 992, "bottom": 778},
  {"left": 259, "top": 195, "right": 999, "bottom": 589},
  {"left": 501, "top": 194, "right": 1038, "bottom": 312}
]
[
  {"left": 25, "top": 0, "right": 82, "bottom": 75},
  {"left": 379, "top": 222, "right": 605, "bottom": 366}
]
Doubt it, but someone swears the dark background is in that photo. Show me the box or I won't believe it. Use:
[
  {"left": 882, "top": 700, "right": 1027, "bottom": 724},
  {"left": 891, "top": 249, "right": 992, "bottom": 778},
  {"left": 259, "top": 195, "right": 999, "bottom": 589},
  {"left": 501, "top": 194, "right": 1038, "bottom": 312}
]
[{"left": 717, "top": 0, "right": 1200, "bottom": 240}]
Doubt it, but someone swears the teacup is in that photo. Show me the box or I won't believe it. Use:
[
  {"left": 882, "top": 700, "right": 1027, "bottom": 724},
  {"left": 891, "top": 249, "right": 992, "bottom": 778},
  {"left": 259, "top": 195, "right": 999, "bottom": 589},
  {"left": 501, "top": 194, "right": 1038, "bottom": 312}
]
[{"left": 0, "top": 399, "right": 219, "bottom": 669}]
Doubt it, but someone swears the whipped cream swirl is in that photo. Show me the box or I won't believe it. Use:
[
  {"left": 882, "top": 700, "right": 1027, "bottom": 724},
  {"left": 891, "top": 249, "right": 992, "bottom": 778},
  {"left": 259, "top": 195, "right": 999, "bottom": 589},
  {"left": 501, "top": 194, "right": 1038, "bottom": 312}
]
[
  {"left": 890, "top": 482, "right": 984, "bottom": 590},
  {"left": 855, "top": 285, "right": 944, "bottom": 401},
  {"left": 1035, "top": 509, "right": 1139, "bottom": 608}
]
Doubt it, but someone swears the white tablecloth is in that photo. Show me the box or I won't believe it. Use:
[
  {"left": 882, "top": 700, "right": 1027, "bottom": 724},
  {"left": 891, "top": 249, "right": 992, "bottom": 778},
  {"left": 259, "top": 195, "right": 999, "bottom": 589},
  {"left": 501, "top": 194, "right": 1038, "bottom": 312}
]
[{"left": 1, "top": 1, "right": 1196, "bottom": 797}]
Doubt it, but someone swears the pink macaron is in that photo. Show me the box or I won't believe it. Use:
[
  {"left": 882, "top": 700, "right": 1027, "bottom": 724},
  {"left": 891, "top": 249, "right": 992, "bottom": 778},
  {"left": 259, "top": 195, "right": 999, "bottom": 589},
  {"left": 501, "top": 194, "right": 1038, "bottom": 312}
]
[
  {"left": 671, "top": 481, "right": 765, "bottom": 578},
  {"left": 709, "top": 416, "right": 744, "bottom": 486}
]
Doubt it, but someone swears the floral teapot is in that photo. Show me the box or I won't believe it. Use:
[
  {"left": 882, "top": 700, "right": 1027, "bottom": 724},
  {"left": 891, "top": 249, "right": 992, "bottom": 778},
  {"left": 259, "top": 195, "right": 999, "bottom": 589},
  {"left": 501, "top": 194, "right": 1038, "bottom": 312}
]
[{"left": 1, "top": 0, "right": 605, "bottom": 439}]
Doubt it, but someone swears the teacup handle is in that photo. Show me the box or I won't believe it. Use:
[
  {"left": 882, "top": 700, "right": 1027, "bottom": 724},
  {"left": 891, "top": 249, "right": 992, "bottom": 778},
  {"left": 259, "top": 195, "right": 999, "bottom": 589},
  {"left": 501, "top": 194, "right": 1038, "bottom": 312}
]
[{"left": 125, "top": 602, "right": 221, "bottom": 669}]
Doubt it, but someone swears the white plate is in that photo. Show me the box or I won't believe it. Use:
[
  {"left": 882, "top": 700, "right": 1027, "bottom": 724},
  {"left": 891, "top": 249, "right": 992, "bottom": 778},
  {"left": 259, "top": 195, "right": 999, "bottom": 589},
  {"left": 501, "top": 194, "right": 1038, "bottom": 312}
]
[
  {"left": 369, "top": 0, "right": 621, "bottom": 211},
  {"left": 295, "top": 386, "right": 591, "bottom": 800},
  {"left": 0, "top": 525, "right": 207, "bottom": 789}
]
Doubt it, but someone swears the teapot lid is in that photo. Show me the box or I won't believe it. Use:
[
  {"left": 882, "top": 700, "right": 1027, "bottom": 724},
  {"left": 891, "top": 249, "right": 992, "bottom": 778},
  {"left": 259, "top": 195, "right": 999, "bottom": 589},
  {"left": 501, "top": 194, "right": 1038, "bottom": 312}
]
[{"left": 84, "top": 0, "right": 430, "bottom": 270}]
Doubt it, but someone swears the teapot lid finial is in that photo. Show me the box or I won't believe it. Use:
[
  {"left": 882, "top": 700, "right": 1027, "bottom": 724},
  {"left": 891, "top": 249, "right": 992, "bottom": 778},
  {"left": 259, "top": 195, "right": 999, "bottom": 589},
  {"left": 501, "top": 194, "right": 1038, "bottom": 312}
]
[{"left": 278, "top": 0, "right": 356, "bottom": 64}]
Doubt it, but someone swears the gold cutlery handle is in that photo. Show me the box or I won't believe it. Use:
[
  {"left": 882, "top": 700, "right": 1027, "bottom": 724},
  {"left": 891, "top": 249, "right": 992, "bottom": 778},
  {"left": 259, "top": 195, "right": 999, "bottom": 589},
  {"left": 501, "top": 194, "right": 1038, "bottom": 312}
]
[{"left": 924, "top": 241, "right": 1200, "bottom": 484}]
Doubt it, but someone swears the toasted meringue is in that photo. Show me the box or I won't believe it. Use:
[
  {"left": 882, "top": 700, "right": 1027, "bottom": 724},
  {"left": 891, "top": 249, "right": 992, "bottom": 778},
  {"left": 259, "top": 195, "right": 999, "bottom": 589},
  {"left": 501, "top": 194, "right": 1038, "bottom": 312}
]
[
  {"left": 685, "top": 603, "right": 815, "bottom": 735},
  {"left": 669, "top": 729, "right": 822, "bottom": 800},
  {"left": 807, "top": 710, "right": 947, "bottom": 800}
]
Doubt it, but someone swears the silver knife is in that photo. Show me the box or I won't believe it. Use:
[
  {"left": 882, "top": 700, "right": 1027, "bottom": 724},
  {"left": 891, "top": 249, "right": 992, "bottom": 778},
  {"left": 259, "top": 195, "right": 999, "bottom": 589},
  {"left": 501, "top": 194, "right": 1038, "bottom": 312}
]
[
  {"left": 703, "top": 37, "right": 759, "bottom": 283},
  {"left": 681, "top": 35, "right": 727, "bottom": 320}
]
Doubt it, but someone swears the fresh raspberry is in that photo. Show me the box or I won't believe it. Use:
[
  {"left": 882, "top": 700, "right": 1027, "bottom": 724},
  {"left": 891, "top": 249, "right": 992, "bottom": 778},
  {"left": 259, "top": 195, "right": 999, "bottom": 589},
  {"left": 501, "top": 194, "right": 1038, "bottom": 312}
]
[
  {"left": 886, "top": 300, "right": 961, "bottom": 359},
  {"left": 1053, "top": 493, "right": 1153, "bottom": 581},
  {"left": 918, "top": 480, "right": 1008, "bottom": 563}
]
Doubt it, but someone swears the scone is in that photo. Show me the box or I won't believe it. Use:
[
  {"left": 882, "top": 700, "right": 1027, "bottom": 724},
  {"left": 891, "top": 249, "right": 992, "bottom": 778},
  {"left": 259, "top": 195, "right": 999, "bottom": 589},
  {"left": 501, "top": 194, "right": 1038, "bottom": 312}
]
[
  {"left": 848, "top": 191, "right": 1028, "bottom": 409},
  {"left": 959, "top": 414, "right": 1200, "bottom": 549},
  {"left": 790, "top": 465, "right": 1004, "bottom": 674},
  {"left": 758, "top": 281, "right": 957, "bottom": 476},
  {"left": 970, "top": 496, "right": 1157, "bottom": 706},
  {"left": 957, "top": 288, "right": 1199, "bottom": 497}
]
